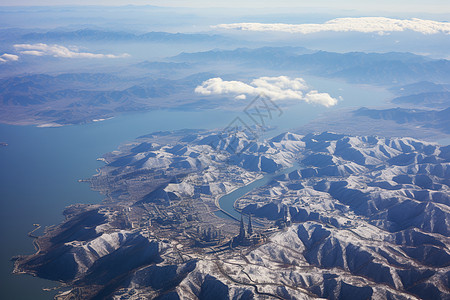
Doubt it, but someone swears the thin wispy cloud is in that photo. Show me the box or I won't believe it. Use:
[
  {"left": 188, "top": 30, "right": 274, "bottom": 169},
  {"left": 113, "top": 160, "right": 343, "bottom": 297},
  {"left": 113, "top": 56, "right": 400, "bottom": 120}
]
[
  {"left": 14, "top": 43, "right": 130, "bottom": 59},
  {"left": 0, "top": 53, "right": 19, "bottom": 63},
  {"left": 195, "top": 76, "right": 338, "bottom": 107},
  {"left": 213, "top": 17, "right": 450, "bottom": 35}
]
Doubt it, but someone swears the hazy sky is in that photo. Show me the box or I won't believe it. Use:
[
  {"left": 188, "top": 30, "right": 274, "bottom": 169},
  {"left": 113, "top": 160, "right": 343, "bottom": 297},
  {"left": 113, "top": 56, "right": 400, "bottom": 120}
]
[{"left": 1, "top": 0, "right": 449, "bottom": 14}]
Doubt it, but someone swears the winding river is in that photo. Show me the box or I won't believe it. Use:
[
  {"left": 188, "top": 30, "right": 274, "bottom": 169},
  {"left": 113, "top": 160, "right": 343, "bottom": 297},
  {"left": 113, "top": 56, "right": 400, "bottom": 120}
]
[{"left": 215, "top": 165, "right": 300, "bottom": 221}]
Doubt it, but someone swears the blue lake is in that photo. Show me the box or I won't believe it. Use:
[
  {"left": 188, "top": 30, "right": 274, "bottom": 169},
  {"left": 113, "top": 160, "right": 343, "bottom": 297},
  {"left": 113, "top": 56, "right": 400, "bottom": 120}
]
[{"left": 0, "top": 78, "right": 392, "bottom": 299}]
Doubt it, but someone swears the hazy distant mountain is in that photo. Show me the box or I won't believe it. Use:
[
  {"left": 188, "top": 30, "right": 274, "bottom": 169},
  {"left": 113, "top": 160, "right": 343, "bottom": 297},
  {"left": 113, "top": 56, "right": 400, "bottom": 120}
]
[
  {"left": 386, "top": 81, "right": 450, "bottom": 108},
  {"left": 391, "top": 92, "right": 450, "bottom": 108},
  {"left": 390, "top": 81, "right": 450, "bottom": 96},
  {"left": 354, "top": 106, "right": 450, "bottom": 134},
  {"left": 176, "top": 46, "right": 314, "bottom": 62},
  {"left": 174, "top": 48, "right": 450, "bottom": 85},
  {"left": 0, "top": 72, "right": 216, "bottom": 125},
  {"left": 134, "top": 61, "right": 191, "bottom": 70},
  {"left": 18, "top": 29, "right": 234, "bottom": 44}
]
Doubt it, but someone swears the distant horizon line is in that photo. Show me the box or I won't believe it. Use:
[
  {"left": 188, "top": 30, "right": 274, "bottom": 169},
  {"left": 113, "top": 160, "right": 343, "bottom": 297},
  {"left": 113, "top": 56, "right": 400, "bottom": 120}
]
[{"left": 0, "top": 4, "right": 448, "bottom": 15}]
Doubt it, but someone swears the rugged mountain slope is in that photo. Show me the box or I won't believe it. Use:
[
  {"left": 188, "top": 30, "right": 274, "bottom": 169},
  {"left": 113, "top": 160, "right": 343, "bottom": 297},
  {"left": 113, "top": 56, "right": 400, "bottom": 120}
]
[
  {"left": 14, "top": 130, "right": 450, "bottom": 299},
  {"left": 237, "top": 132, "right": 450, "bottom": 299}
]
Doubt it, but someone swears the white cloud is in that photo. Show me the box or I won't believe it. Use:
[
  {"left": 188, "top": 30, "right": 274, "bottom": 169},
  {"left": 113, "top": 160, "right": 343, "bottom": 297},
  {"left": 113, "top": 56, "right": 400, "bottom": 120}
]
[
  {"left": 213, "top": 17, "right": 450, "bottom": 35},
  {"left": 14, "top": 43, "right": 130, "bottom": 59},
  {"left": 195, "top": 78, "right": 255, "bottom": 96},
  {"left": 195, "top": 76, "right": 338, "bottom": 107},
  {"left": 0, "top": 53, "right": 19, "bottom": 63},
  {"left": 235, "top": 94, "right": 247, "bottom": 100},
  {"left": 304, "top": 90, "right": 338, "bottom": 107}
]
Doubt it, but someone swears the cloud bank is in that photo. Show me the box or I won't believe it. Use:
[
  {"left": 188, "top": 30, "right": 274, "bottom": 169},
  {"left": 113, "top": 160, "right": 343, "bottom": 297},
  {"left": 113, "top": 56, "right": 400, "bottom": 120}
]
[
  {"left": 14, "top": 43, "right": 130, "bottom": 59},
  {"left": 213, "top": 17, "right": 450, "bottom": 35},
  {"left": 195, "top": 76, "right": 338, "bottom": 107},
  {"left": 0, "top": 53, "right": 19, "bottom": 63}
]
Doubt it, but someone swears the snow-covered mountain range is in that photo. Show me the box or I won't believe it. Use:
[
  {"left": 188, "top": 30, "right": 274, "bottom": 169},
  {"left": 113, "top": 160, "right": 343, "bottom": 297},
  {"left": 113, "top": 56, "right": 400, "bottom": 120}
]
[{"left": 13, "top": 130, "right": 449, "bottom": 299}]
